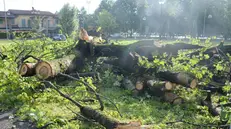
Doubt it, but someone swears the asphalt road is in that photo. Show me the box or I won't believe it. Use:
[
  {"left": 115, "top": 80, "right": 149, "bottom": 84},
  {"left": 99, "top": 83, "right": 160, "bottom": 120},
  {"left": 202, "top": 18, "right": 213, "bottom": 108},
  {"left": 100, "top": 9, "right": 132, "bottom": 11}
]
[{"left": 0, "top": 110, "right": 36, "bottom": 129}]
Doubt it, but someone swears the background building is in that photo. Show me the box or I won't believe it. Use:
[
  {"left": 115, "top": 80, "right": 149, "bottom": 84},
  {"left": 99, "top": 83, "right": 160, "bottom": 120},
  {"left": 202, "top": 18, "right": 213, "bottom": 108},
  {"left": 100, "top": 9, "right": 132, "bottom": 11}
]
[{"left": 0, "top": 8, "right": 59, "bottom": 38}]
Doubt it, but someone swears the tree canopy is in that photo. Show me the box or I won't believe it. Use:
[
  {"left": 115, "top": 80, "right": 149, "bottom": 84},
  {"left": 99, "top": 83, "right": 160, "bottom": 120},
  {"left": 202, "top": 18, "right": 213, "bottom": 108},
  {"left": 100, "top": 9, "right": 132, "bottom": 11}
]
[
  {"left": 76, "top": 0, "right": 231, "bottom": 39},
  {"left": 58, "top": 3, "right": 79, "bottom": 36}
]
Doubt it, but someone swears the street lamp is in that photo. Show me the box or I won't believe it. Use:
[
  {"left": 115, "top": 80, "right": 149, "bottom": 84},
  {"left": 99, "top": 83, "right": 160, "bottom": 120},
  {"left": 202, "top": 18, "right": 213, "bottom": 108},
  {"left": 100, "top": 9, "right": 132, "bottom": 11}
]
[
  {"left": 203, "top": 9, "right": 212, "bottom": 37},
  {"left": 86, "top": 0, "right": 91, "bottom": 14},
  {"left": 159, "top": 0, "right": 165, "bottom": 40},
  {"left": 3, "top": 0, "right": 8, "bottom": 39}
]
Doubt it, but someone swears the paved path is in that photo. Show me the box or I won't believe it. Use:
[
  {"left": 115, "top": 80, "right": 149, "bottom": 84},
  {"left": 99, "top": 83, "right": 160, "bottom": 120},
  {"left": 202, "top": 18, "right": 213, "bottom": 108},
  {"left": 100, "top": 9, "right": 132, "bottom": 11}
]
[{"left": 0, "top": 110, "right": 36, "bottom": 129}]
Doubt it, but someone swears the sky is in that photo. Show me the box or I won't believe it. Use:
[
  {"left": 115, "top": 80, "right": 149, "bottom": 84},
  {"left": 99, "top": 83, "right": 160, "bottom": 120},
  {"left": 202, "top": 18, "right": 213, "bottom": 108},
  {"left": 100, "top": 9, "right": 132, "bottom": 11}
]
[{"left": 0, "top": 0, "right": 102, "bottom": 14}]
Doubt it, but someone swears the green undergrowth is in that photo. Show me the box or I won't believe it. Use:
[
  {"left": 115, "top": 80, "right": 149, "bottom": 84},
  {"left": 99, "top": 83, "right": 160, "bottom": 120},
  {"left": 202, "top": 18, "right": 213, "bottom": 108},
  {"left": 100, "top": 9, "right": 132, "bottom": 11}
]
[
  {"left": 12, "top": 71, "right": 221, "bottom": 129},
  {"left": 1, "top": 35, "right": 231, "bottom": 129}
]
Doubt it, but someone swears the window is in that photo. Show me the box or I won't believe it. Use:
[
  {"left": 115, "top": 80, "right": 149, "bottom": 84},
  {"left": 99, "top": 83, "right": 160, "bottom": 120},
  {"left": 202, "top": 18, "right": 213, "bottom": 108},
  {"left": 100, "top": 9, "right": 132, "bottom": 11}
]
[
  {"left": 11, "top": 19, "right": 15, "bottom": 25},
  {"left": 28, "top": 20, "right": 31, "bottom": 27},
  {"left": 55, "top": 19, "right": 58, "bottom": 24},
  {"left": 48, "top": 20, "right": 50, "bottom": 27},
  {"left": 0, "top": 19, "right": 3, "bottom": 24},
  {"left": 21, "top": 19, "right": 26, "bottom": 27}
]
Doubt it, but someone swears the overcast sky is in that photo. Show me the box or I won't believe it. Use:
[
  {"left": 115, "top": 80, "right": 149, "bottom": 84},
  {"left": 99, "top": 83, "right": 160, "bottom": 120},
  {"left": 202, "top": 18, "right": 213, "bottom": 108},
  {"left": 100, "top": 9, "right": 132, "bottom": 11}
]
[{"left": 0, "top": 0, "right": 101, "bottom": 14}]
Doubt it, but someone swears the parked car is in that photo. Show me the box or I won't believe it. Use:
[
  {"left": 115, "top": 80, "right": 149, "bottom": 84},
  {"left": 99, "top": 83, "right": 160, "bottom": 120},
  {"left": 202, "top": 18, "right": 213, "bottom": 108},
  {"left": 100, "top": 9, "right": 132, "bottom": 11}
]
[{"left": 52, "top": 34, "right": 66, "bottom": 41}]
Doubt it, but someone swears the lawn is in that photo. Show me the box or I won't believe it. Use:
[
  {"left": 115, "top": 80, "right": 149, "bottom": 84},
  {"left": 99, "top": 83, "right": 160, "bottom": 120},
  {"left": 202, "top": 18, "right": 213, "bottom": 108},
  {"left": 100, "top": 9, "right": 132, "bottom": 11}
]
[
  {"left": 0, "top": 39, "right": 14, "bottom": 47},
  {"left": 0, "top": 37, "right": 230, "bottom": 129}
]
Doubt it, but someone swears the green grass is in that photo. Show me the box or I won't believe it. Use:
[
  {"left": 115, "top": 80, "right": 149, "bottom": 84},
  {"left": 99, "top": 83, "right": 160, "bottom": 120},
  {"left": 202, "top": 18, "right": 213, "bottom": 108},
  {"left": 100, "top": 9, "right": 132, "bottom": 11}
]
[
  {"left": 0, "top": 39, "right": 14, "bottom": 48},
  {"left": 0, "top": 39, "right": 14, "bottom": 44},
  {"left": 0, "top": 37, "right": 229, "bottom": 129}
]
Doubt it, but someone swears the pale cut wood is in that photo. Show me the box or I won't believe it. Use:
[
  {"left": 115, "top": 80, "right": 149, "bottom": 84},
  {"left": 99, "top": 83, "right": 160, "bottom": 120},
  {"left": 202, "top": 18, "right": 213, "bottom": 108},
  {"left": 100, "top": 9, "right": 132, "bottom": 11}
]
[
  {"left": 19, "top": 63, "right": 36, "bottom": 77},
  {"left": 135, "top": 80, "right": 144, "bottom": 91},
  {"left": 157, "top": 71, "right": 198, "bottom": 88},
  {"left": 165, "top": 81, "right": 175, "bottom": 91},
  {"left": 164, "top": 92, "right": 183, "bottom": 104},
  {"left": 35, "top": 54, "right": 78, "bottom": 79}
]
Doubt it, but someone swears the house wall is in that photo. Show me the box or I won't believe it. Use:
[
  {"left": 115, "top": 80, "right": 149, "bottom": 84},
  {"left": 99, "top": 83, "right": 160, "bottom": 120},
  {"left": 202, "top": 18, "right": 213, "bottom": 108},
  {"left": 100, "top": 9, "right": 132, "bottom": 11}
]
[
  {"left": 13, "top": 15, "right": 57, "bottom": 28},
  {"left": 42, "top": 16, "right": 57, "bottom": 28},
  {"left": 14, "top": 15, "right": 31, "bottom": 27}
]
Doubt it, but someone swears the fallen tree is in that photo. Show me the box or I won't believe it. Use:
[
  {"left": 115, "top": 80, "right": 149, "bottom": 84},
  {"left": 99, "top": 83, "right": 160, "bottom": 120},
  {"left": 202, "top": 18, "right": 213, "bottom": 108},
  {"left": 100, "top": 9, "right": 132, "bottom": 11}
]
[
  {"left": 155, "top": 71, "right": 198, "bottom": 88},
  {"left": 12, "top": 28, "right": 231, "bottom": 129},
  {"left": 35, "top": 54, "right": 84, "bottom": 79},
  {"left": 19, "top": 63, "right": 37, "bottom": 77},
  {"left": 45, "top": 81, "right": 152, "bottom": 129}
]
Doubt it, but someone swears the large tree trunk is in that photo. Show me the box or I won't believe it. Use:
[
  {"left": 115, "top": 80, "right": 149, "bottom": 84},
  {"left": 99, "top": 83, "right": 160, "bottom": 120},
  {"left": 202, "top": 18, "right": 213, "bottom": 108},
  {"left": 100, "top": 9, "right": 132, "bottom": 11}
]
[
  {"left": 35, "top": 54, "right": 84, "bottom": 79},
  {"left": 76, "top": 39, "right": 203, "bottom": 60},
  {"left": 156, "top": 71, "right": 198, "bottom": 88}
]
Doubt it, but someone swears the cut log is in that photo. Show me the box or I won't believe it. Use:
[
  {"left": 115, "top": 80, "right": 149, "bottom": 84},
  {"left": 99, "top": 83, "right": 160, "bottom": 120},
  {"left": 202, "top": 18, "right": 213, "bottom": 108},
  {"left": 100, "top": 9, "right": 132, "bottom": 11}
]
[
  {"left": 146, "top": 80, "right": 166, "bottom": 97},
  {"left": 135, "top": 81, "right": 144, "bottom": 91},
  {"left": 165, "top": 82, "right": 176, "bottom": 91},
  {"left": 156, "top": 71, "right": 198, "bottom": 88},
  {"left": 36, "top": 54, "right": 83, "bottom": 79},
  {"left": 146, "top": 80, "right": 182, "bottom": 104},
  {"left": 121, "top": 78, "right": 145, "bottom": 96},
  {"left": 147, "top": 80, "right": 176, "bottom": 91},
  {"left": 19, "top": 63, "right": 36, "bottom": 77},
  {"left": 164, "top": 92, "right": 183, "bottom": 104},
  {"left": 135, "top": 78, "right": 145, "bottom": 91},
  {"left": 122, "top": 78, "right": 136, "bottom": 91}
]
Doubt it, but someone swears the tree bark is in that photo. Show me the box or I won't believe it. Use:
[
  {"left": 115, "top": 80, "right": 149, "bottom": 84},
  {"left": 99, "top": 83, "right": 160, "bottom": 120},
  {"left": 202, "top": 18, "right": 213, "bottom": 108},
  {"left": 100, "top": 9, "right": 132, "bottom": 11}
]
[
  {"left": 156, "top": 71, "right": 198, "bottom": 88},
  {"left": 200, "top": 91, "right": 220, "bottom": 116},
  {"left": 19, "top": 63, "right": 37, "bottom": 77},
  {"left": 164, "top": 92, "right": 183, "bottom": 105},
  {"left": 35, "top": 54, "right": 84, "bottom": 79},
  {"left": 146, "top": 80, "right": 182, "bottom": 104},
  {"left": 146, "top": 80, "right": 175, "bottom": 97}
]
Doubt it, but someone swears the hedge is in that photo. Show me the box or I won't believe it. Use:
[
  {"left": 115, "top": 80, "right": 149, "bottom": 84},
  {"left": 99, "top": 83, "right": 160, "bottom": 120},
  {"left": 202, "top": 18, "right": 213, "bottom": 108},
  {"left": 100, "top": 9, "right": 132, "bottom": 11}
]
[{"left": 0, "top": 32, "right": 7, "bottom": 39}]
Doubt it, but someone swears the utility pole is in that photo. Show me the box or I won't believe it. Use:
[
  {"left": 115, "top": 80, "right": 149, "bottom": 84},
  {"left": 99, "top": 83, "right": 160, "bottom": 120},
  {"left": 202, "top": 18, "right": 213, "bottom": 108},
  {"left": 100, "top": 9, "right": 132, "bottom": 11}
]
[
  {"left": 203, "top": 9, "right": 206, "bottom": 37},
  {"left": 3, "top": 0, "right": 8, "bottom": 39},
  {"left": 46, "top": 18, "right": 48, "bottom": 37},
  {"left": 159, "top": 0, "right": 165, "bottom": 40},
  {"left": 86, "top": 0, "right": 91, "bottom": 14}
]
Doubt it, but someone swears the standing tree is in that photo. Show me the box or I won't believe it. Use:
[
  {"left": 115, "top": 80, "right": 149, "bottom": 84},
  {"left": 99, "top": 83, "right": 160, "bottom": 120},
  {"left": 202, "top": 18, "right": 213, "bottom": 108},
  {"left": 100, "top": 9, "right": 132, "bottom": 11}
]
[
  {"left": 58, "top": 3, "right": 79, "bottom": 36},
  {"left": 79, "top": 7, "right": 87, "bottom": 28},
  {"left": 30, "top": 16, "right": 46, "bottom": 33},
  {"left": 112, "top": 0, "right": 140, "bottom": 37},
  {"left": 97, "top": 9, "right": 117, "bottom": 37},
  {"left": 94, "top": 0, "right": 114, "bottom": 15}
]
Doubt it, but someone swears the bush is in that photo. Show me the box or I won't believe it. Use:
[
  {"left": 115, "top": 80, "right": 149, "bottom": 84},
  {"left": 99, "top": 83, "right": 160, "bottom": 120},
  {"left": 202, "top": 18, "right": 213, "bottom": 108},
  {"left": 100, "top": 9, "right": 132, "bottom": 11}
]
[{"left": 0, "top": 32, "right": 7, "bottom": 39}]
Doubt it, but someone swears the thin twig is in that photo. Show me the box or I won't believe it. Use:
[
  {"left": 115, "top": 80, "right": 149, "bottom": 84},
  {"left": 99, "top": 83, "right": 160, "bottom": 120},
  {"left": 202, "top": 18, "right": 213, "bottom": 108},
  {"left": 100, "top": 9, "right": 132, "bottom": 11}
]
[
  {"left": 86, "top": 90, "right": 123, "bottom": 118},
  {"left": 15, "top": 49, "right": 25, "bottom": 62},
  {"left": 57, "top": 73, "right": 122, "bottom": 118},
  {"left": 66, "top": 106, "right": 96, "bottom": 123},
  {"left": 43, "top": 81, "right": 83, "bottom": 108},
  {"left": 58, "top": 73, "right": 104, "bottom": 111},
  {"left": 21, "top": 55, "right": 41, "bottom": 62},
  {"left": 38, "top": 122, "right": 54, "bottom": 129}
]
